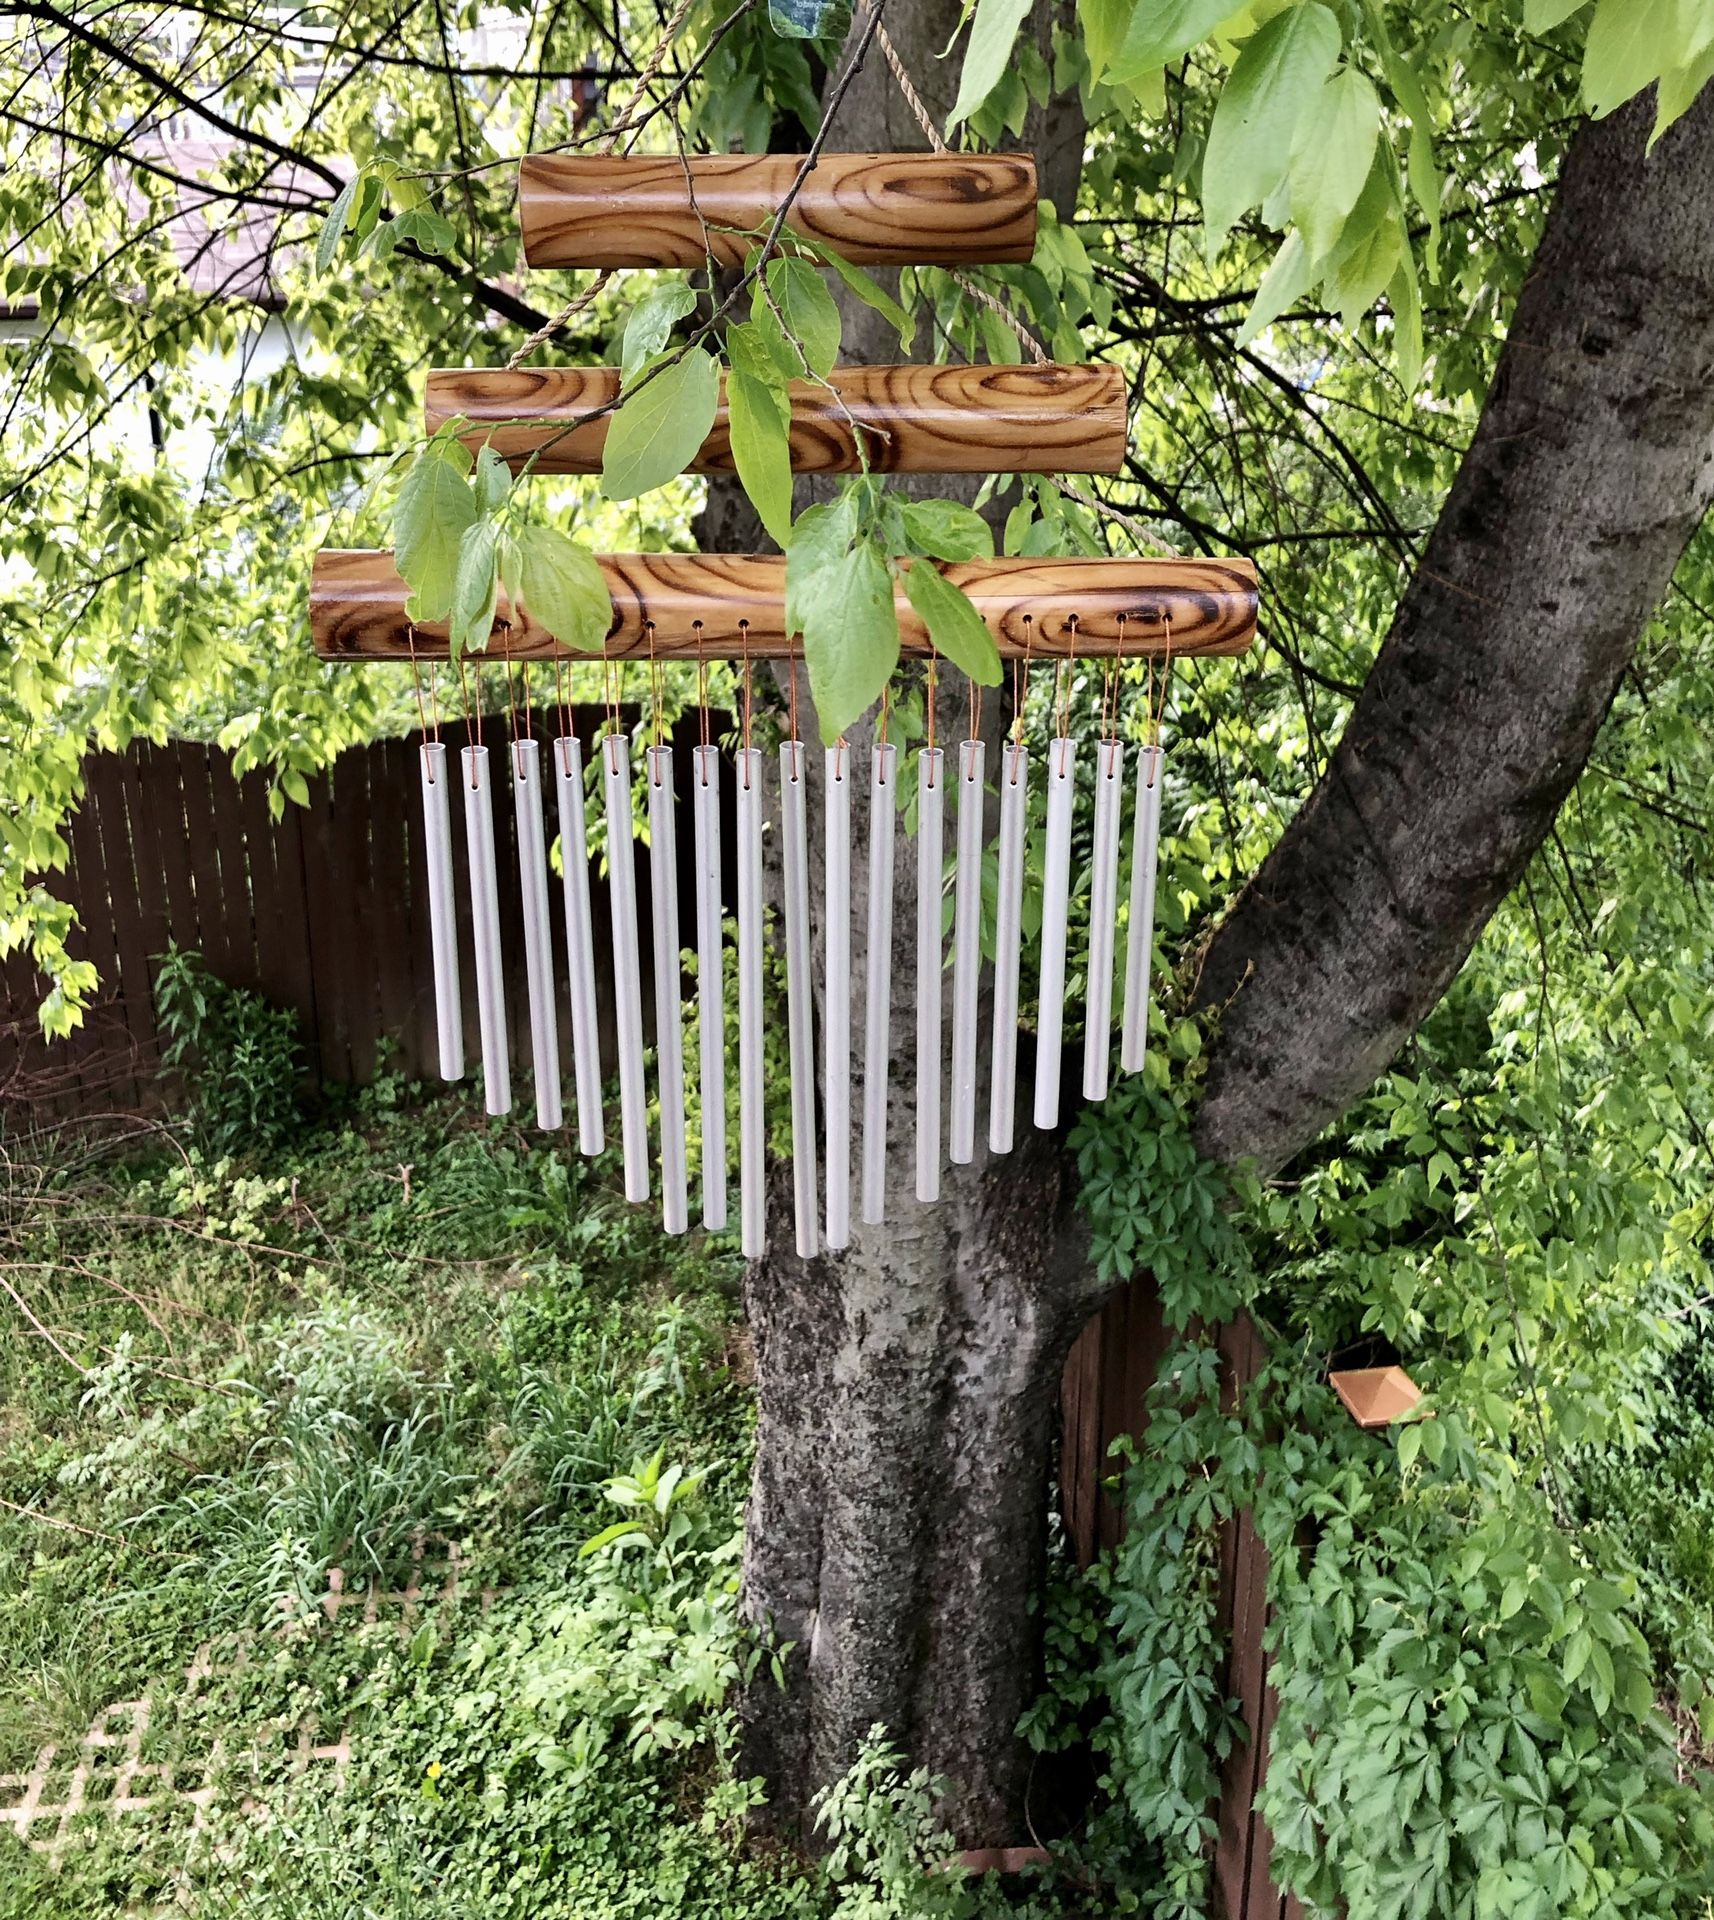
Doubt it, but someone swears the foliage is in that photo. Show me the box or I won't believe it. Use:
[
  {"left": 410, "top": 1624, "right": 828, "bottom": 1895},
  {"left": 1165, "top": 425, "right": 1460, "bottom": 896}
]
[{"left": 153, "top": 944, "right": 305, "bottom": 1155}]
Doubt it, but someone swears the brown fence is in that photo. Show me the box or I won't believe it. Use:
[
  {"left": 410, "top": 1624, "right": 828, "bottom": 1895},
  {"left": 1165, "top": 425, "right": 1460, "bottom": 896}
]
[
  {"left": 0, "top": 714, "right": 697, "bottom": 1122},
  {"left": 1063, "top": 1287, "right": 1303, "bottom": 1920}
]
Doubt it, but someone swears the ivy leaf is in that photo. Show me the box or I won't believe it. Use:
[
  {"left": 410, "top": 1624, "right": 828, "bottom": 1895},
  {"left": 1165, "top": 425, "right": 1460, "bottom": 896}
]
[
  {"left": 1582, "top": 0, "right": 1683, "bottom": 116},
  {"left": 902, "top": 559, "right": 1001, "bottom": 687},
  {"left": 756, "top": 258, "right": 841, "bottom": 378},
  {"left": 899, "top": 497, "right": 995, "bottom": 563},
  {"left": 949, "top": 0, "right": 1034, "bottom": 129},
  {"left": 601, "top": 348, "right": 721, "bottom": 499},
  {"left": 1202, "top": 3, "right": 1343, "bottom": 258},
  {"left": 1108, "top": 0, "right": 1239, "bottom": 87},
  {"left": 393, "top": 445, "right": 477, "bottom": 624},
  {"left": 509, "top": 525, "right": 611, "bottom": 651},
  {"left": 790, "top": 236, "right": 916, "bottom": 352},
  {"left": 621, "top": 279, "right": 698, "bottom": 384},
  {"left": 448, "top": 519, "right": 499, "bottom": 658},
  {"left": 795, "top": 537, "right": 898, "bottom": 745},
  {"left": 727, "top": 361, "right": 794, "bottom": 549},
  {"left": 1288, "top": 69, "right": 1381, "bottom": 264}
]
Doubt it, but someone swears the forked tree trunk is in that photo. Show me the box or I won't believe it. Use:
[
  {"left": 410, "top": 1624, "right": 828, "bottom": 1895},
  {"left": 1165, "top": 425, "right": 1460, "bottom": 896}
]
[{"left": 730, "top": 0, "right": 1095, "bottom": 1843}]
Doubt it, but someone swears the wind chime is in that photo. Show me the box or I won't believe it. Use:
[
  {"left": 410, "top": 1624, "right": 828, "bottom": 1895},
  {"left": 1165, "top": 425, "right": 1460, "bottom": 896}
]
[{"left": 310, "top": 151, "right": 1257, "bottom": 1257}]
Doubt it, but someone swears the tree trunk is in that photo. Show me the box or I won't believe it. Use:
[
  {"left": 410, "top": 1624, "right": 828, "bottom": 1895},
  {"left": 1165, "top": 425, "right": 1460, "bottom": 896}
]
[
  {"left": 1192, "top": 87, "right": 1714, "bottom": 1173},
  {"left": 733, "top": 0, "right": 1097, "bottom": 1844}
]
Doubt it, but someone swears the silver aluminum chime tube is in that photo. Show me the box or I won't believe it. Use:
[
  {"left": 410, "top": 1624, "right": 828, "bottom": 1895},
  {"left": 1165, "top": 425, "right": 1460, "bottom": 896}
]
[
  {"left": 949, "top": 735, "right": 985, "bottom": 1164},
  {"left": 419, "top": 741, "right": 464, "bottom": 1083},
  {"left": 861, "top": 741, "right": 898, "bottom": 1226},
  {"left": 554, "top": 734, "right": 604, "bottom": 1154},
  {"left": 735, "top": 746, "right": 767, "bottom": 1258},
  {"left": 1033, "top": 735, "right": 1077, "bottom": 1131},
  {"left": 648, "top": 743, "right": 689, "bottom": 1234},
  {"left": 692, "top": 743, "right": 726, "bottom": 1231},
  {"left": 460, "top": 742, "right": 510, "bottom": 1116},
  {"left": 602, "top": 732, "right": 650, "bottom": 1203},
  {"left": 988, "top": 734, "right": 1028, "bottom": 1154},
  {"left": 824, "top": 742, "right": 853, "bottom": 1250},
  {"left": 1121, "top": 742, "right": 1166, "bottom": 1074},
  {"left": 1083, "top": 736, "right": 1125, "bottom": 1103},
  {"left": 512, "top": 737, "right": 563, "bottom": 1132},
  {"left": 780, "top": 738, "right": 820, "bottom": 1259},
  {"left": 916, "top": 745, "right": 945, "bottom": 1203}
]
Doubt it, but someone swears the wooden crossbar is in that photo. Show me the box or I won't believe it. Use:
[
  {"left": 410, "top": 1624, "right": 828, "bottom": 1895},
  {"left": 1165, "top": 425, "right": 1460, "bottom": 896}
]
[
  {"left": 517, "top": 152, "right": 1039, "bottom": 269},
  {"left": 310, "top": 550, "right": 1258, "bottom": 660},
  {"left": 425, "top": 363, "right": 1127, "bottom": 476}
]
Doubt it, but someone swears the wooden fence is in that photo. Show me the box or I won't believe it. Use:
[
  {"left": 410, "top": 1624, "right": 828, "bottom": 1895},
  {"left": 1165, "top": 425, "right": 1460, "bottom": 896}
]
[
  {"left": 0, "top": 714, "right": 690, "bottom": 1120},
  {"left": 2, "top": 730, "right": 1303, "bottom": 1914},
  {"left": 1062, "top": 1287, "right": 1304, "bottom": 1920}
]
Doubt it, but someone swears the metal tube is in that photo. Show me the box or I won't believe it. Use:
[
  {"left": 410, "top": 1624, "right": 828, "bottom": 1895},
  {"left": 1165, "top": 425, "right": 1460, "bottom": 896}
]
[
  {"left": 647, "top": 744, "right": 688, "bottom": 1234},
  {"left": 916, "top": 747, "right": 944, "bottom": 1203},
  {"left": 512, "top": 739, "right": 563, "bottom": 1130},
  {"left": 419, "top": 742, "right": 463, "bottom": 1082},
  {"left": 861, "top": 743, "right": 898, "bottom": 1226},
  {"left": 1033, "top": 737, "right": 1076, "bottom": 1131},
  {"left": 1083, "top": 737, "right": 1125, "bottom": 1103},
  {"left": 736, "top": 747, "right": 766, "bottom": 1258},
  {"left": 1120, "top": 744, "right": 1165, "bottom": 1074},
  {"left": 692, "top": 744, "right": 726, "bottom": 1231},
  {"left": 949, "top": 737, "right": 985, "bottom": 1164},
  {"left": 824, "top": 744, "right": 852, "bottom": 1250},
  {"left": 460, "top": 743, "right": 510, "bottom": 1116},
  {"left": 554, "top": 735, "right": 604, "bottom": 1154},
  {"left": 989, "top": 738, "right": 1027, "bottom": 1155},
  {"left": 602, "top": 732, "right": 649, "bottom": 1203},
  {"left": 780, "top": 740, "right": 820, "bottom": 1259}
]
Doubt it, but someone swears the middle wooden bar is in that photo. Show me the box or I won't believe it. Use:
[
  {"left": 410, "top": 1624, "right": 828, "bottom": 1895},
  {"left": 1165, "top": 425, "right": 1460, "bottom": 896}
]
[{"left": 426, "top": 363, "right": 1127, "bottom": 477}]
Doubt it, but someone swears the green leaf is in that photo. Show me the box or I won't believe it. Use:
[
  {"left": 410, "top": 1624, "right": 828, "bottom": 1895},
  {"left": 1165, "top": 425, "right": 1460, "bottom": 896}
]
[
  {"left": 621, "top": 279, "right": 698, "bottom": 384},
  {"left": 510, "top": 525, "right": 611, "bottom": 651},
  {"left": 728, "top": 363, "right": 794, "bottom": 548},
  {"left": 1651, "top": 32, "right": 1714, "bottom": 145},
  {"left": 601, "top": 348, "right": 721, "bottom": 499},
  {"left": 795, "top": 538, "right": 899, "bottom": 745},
  {"left": 1318, "top": 153, "right": 1401, "bottom": 331},
  {"left": 949, "top": 0, "right": 1036, "bottom": 128},
  {"left": 473, "top": 444, "right": 512, "bottom": 513},
  {"left": 1202, "top": 2, "right": 1343, "bottom": 257},
  {"left": 1583, "top": 0, "right": 1682, "bottom": 117},
  {"left": 317, "top": 178, "right": 355, "bottom": 276},
  {"left": 786, "top": 494, "right": 859, "bottom": 637},
  {"left": 448, "top": 519, "right": 499, "bottom": 657},
  {"left": 758, "top": 258, "right": 841, "bottom": 379},
  {"left": 1388, "top": 243, "right": 1423, "bottom": 388},
  {"left": 899, "top": 497, "right": 995, "bottom": 562},
  {"left": 1524, "top": 0, "right": 1589, "bottom": 28},
  {"left": 1078, "top": 0, "right": 1134, "bottom": 84},
  {"left": 1288, "top": 68, "right": 1380, "bottom": 263},
  {"left": 791, "top": 236, "right": 916, "bottom": 352},
  {"left": 1109, "top": 0, "right": 1240, "bottom": 86},
  {"left": 1236, "top": 231, "right": 1314, "bottom": 345},
  {"left": 902, "top": 559, "right": 1002, "bottom": 687},
  {"left": 393, "top": 446, "right": 477, "bottom": 624}
]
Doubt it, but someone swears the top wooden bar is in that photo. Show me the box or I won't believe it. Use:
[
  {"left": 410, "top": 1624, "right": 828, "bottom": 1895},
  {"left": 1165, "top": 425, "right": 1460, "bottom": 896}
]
[{"left": 518, "top": 151, "right": 1039, "bottom": 269}]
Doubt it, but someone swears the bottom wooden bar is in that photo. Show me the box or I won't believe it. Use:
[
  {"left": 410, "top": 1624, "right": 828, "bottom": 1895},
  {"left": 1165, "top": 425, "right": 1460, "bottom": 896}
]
[{"left": 311, "top": 549, "right": 1258, "bottom": 661}]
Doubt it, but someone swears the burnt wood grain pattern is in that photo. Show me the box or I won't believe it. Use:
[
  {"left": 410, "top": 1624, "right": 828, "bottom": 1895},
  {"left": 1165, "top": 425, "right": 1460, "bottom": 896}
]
[
  {"left": 311, "top": 550, "right": 1258, "bottom": 661},
  {"left": 518, "top": 151, "right": 1038, "bottom": 269},
  {"left": 425, "top": 363, "right": 1128, "bottom": 476}
]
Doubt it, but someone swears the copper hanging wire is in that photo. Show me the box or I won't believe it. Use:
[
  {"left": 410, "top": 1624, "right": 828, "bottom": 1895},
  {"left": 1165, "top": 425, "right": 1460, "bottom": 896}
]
[
  {"left": 694, "top": 620, "right": 711, "bottom": 774},
  {"left": 967, "top": 668, "right": 980, "bottom": 745},
  {"left": 408, "top": 624, "right": 431, "bottom": 752},
  {"left": 458, "top": 649, "right": 479, "bottom": 788},
  {"left": 879, "top": 681, "right": 891, "bottom": 781},
  {"left": 1152, "top": 615, "right": 1175, "bottom": 750},
  {"left": 740, "top": 619, "right": 753, "bottom": 789},
  {"left": 926, "top": 652, "right": 939, "bottom": 785},
  {"left": 1055, "top": 615, "right": 1078, "bottom": 778},
  {"left": 647, "top": 621, "right": 664, "bottom": 757},
  {"left": 787, "top": 650, "right": 802, "bottom": 781}
]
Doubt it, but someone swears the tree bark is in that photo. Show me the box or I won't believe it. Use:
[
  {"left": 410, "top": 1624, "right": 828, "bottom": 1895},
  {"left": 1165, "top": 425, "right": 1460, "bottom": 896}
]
[
  {"left": 734, "top": 0, "right": 1099, "bottom": 1845},
  {"left": 1192, "top": 88, "right": 1714, "bottom": 1173}
]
